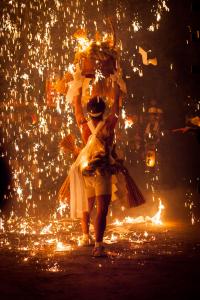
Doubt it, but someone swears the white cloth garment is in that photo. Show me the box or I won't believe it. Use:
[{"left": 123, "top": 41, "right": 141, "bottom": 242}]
[
  {"left": 69, "top": 117, "right": 145, "bottom": 218},
  {"left": 69, "top": 121, "right": 106, "bottom": 219},
  {"left": 87, "top": 120, "right": 127, "bottom": 203},
  {"left": 69, "top": 119, "right": 130, "bottom": 218}
]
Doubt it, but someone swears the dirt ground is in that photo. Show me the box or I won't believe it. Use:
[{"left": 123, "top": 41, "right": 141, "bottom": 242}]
[{"left": 0, "top": 223, "right": 200, "bottom": 300}]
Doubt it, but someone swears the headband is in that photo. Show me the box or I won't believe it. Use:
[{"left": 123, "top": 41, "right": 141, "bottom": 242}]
[{"left": 88, "top": 111, "right": 103, "bottom": 117}]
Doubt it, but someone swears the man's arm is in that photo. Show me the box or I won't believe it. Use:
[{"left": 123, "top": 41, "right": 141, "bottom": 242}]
[
  {"left": 111, "top": 82, "right": 120, "bottom": 117},
  {"left": 106, "top": 82, "right": 121, "bottom": 129},
  {"left": 172, "top": 127, "right": 191, "bottom": 133},
  {"left": 73, "top": 87, "right": 86, "bottom": 127},
  {"left": 73, "top": 87, "right": 91, "bottom": 144}
]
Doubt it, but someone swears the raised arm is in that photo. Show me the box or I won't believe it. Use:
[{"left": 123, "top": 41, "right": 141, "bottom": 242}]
[
  {"left": 111, "top": 82, "right": 120, "bottom": 117},
  {"left": 73, "top": 87, "right": 86, "bottom": 127},
  {"left": 73, "top": 87, "right": 91, "bottom": 144},
  {"left": 106, "top": 82, "right": 121, "bottom": 130}
]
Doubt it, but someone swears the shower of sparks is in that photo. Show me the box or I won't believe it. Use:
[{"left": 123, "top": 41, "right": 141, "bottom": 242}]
[
  {"left": 46, "top": 262, "right": 61, "bottom": 272},
  {"left": 76, "top": 37, "right": 93, "bottom": 52},
  {"left": 124, "top": 118, "right": 134, "bottom": 129},
  {"left": 94, "top": 69, "right": 105, "bottom": 83},
  {"left": 3, "top": 0, "right": 194, "bottom": 259},
  {"left": 55, "top": 241, "right": 73, "bottom": 252}
]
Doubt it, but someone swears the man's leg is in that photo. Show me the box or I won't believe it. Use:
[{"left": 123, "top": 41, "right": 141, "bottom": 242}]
[
  {"left": 95, "top": 194, "right": 111, "bottom": 242},
  {"left": 81, "top": 196, "right": 95, "bottom": 234}
]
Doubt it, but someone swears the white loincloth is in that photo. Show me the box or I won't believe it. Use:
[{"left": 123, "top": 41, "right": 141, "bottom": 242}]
[
  {"left": 69, "top": 119, "right": 142, "bottom": 219},
  {"left": 69, "top": 121, "right": 106, "bottom": 219}
]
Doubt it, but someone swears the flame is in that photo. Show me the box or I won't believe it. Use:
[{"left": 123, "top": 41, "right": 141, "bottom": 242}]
[
  {"left": 40, "top": 224, "right": 53, "bottom": 235},
  {"left": 124, "top": 118, "right": 134, "bottom": 129},
  {"left": 57, "top": 201, "right": 68, "bottom": 217},
  {"left": 81, "top": 159, "right": 88, "bottom": 170},
  {"left": 55, "top": 241, "right": 72, "bottom": 252},
  {"left": 94, "top": 69, "right": 105, "bottom": 83},
  {"left": 150, "top": 200, "right": 165, "bottom": 225},
  {"left": 112, "top": 200, "right": 165, "bottom": 226},
  {"left": 47, "top": 263, "right": 61, "bottom": 272},
  {"left": 77, "top": 37, "right": 92, "bottom": 52}
]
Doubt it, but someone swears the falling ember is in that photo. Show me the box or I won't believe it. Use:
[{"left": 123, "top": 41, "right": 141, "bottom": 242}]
[
  {"left": 0, "top": 218, "right": 4, "bottom": 232},
  {"left": 57, "top": 201, "right": 68, "bottom": 217},
  {"left": 23, "top": 257, "right": 29, "bottom": 262},
  {"left": 76, "top": 37, "right": 92, "bottom": 52},
  {"left": 81, "top": 159, "right": 89, "bottom": 170},
  {"left": 148, "top": 24, "right": 156, "bottom": 32},
  {"left": 46, "top": 263, "right": 61, "bottom": 273},
  {"left": 156, "top": 13, "right": 161, "bottom": 22},
  {"left": 94, "top": 69, "right": 105, "bottom": 83},
  {"left": 132, "top": 20, "right": 142, "bottom": 32},
  {"left": 40, "top": 224, "right": 53, "bottom": 235},
  {"left": 124, "top": 118, "right": 134, "bottom": 129}
]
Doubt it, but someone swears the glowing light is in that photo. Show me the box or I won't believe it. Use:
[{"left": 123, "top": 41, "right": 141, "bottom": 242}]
[
  {"left": 122, "top": 108, "right": 126, "bottom": 120},
  {"left": 124, "top": 118, "right": 134, "bottom": 129},
  {"left": 132, "top": 20, "right": 142, "bottom": 32},
  {"left": 151, "top": 200, "right": 165, "bottom": 225},
  {"left": 112, "top": 200, "right": 165, "bottom": 226},
  {"left": 40, "top": 224, "right": 53, "bottom": 235},
  {"left": 148, "top": 24, "right": 155, "bottom": 32},
  {"left": 77, "top": 37, "right": 92, "bottom": 52},
  {"left": 0, "top": 218, "right": 4, "bottom": 232},
  {"left": 47, "top": 263, "right": 61, "bottom": 272},
  {"left": 156, "top": 13, "right": 161, "bottom": 22},
  {"left": 57, "top": 201, "right": 68, "bottom": 217},
  {"left": 133, "top": 67, "right": 143, "bottom": 77},
  {"left": 94, "top": 69, "right": 105, "bottom": 83},
  {"left": 81, "top": 159, "right": 88, "bottom": 169},
  {"left": 55, "top": 241, "right": 72, "bottom": 252},
  {"left": 67, "top": 63, "right": 75, "bottom": 74}
]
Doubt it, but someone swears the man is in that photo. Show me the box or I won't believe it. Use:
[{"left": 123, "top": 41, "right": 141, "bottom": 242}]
[
  {"left": 71, "top": 82, "right": 121, "bottom": 257},
  {"left": 68, "top": 78, "right": 145, "bottom": 256},
  {"left": 172, "top": 115, "right": 200, "bottom": 144},
  {"left": 70, "top": 84, "right": 120, "bottom": 257}
]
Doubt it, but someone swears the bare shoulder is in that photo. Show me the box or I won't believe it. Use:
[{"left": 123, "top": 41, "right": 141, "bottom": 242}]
[
  {"left": 79, "top": 120, "right": 91, "bottom": 144},
  {"left": 105, "top": 113, "right": 119, "bottom": 130}
]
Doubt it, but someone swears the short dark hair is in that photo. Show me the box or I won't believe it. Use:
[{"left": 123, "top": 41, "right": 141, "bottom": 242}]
[{"left": 87, "top": 97, "right": 106, "bottom": 118}]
